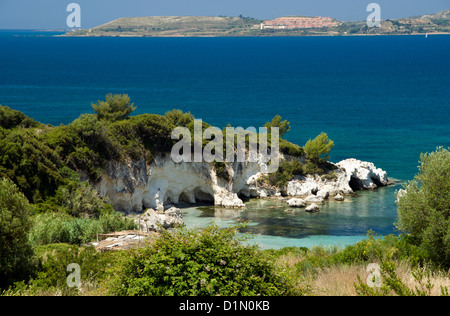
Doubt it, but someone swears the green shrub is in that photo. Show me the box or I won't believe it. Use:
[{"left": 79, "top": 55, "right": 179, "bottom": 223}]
[
  {"left": 0, "top": 128, "right": 65, "bottom": 202},
  {"left": 321, "top": 172, "right": 337, "bottom": 181},
  {"left": 21, "top": 243, "right": 101, "bottom": 295},
  {"left": 304, "top": 132, "right": 334, "bottom": 162},
  {"left": 164, "top": 109, "right": 194, "bottom": 127},
  {"left": 0, "top": 105, "right": 40, "bottom": 129},
  {"left": 396, "top": 147, "right": 450, "bottom": 268},
  {"left": 212, "top": 160, "right": 230, "bottom": 181},
  {"left": 266, "top": 159, "right": 304, "bottom": 187},
  {"left": 111, "top": 224, "right": 303, "bottom": 296},
  {"left": 279, "top": 139, "right": 304, "bottom": 157},
  {"left": 48, "top": 181, "right": 114, "bottom": 218},
  {"left": 92, "top": 93, "right": 136, "bottom": 122},
  {"left": 0, "top": 178, "right": 36, "bottom": 289}
]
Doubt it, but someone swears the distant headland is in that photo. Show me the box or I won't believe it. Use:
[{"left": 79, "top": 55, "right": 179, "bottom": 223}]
[{"left": 63, "top": 10, "right": 450, "bottom": 37}]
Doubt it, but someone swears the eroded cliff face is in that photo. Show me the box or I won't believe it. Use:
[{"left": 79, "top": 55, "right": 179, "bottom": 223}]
[
  {"left": 94, "top": 155, "right": 389, "bottom": 213},
  {"left": 96, "top": 156, "right": 246, "bottom": 212}
]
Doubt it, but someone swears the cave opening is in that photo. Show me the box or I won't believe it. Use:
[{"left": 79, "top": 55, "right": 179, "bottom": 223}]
[
  {"left": 177, "top": 187, "right": 215, "bottom": 205},
  {"left": 349, "top": 176, "right": 364, "bottom": 191},
  {"left": 370, "top": 176, "right": 384, "bottom": 188},
  {"left": 194, "top": 187, "right": 214, "bottom": 204}
]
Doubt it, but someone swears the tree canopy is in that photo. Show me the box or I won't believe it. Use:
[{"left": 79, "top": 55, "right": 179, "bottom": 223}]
[
  {"left": 91, "top": 93, "right": 136, "bottom": 121},
  {"left": 264, "top": 115, "right": 290, "bottom": 137},
  {"left": 303, "top": 132, "right": 334, "bottom": 162},
  {"left": 396, "top": 147, "right": 450, "bottom": 268},
  {"left": 0, "top": 178, "right": 35, "bottom": 289}
]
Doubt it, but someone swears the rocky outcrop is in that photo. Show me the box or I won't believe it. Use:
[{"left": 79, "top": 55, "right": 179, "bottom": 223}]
[
  {"left": 94, "top": 155, "right": 389, "bottom": 213},
  {"left": 95, "top": 156, "right": 247, "bottom": 212},
  {"left": 135, "top": 207, "right": 184, "bottom": 231},
  {"left": 337, "top": 158, "right": 389, "bottom": 191},
  {"left": 281, "top": 159, "right": 389, "bottom": 203},
  {"left": 305, "top": 203, "right": 320, "bottom": 213},
  {"left": 286, "top": 198, "right": 306, "bottom": 208}
]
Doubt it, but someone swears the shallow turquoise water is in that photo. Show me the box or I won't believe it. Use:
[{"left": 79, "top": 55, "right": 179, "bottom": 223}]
[{"left": 182, "top": 184, "right": 402, "bottom": 249}]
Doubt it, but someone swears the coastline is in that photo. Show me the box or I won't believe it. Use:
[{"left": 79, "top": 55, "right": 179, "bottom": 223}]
[{"left": 59, "top": 32, "right": 450, "bottom": 38}]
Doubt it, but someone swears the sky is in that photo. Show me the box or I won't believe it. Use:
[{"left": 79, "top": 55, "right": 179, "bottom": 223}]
[{"left": 0, "top": 0, "right": 449, "bottom": 29}]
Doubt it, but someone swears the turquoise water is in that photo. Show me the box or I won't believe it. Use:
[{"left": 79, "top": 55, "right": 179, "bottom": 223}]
[
  {"left": 0, "top": 31, "right": 449, "bottom": 248},
  {"left": 182, "top": 184, "right": 402, "bottom": 249}
]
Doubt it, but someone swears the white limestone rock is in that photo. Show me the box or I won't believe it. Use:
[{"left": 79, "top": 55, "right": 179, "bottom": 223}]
[
  {"left": 305, "top": 203, "right": 320, "bottom": 213},
  {"left": 136, "top": 207, "right": 184, "bottom": 232},
  {"left": 305, "top": 195, "right": 325, "bottom": 204},
  {"left": 95, "top": 156, "right": 249, "bottom": 212},
  {"left": 337, "top": 158, "right": 388, "bottom": 190},
  {"left": 286, "top": 179, "right": 319, "bottom": 196},
  {"left": 93, "top": 152, "right": 389, "bottom": 213},
  {"left": 316, "top": 189, "right": 329, "bottom": 200},
  {"left": 286, "top": 198, "right": 307, "bottom": 208}
]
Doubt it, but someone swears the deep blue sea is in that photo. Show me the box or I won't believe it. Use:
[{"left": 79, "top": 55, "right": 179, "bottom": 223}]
[{"left": 1, "top": 30, "right": 449, "bottom": 248}]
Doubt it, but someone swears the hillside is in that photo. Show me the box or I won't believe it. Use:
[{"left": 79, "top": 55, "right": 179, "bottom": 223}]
[
  {"left": 69, "top": 16, "right": 263, "bottom": 37},
  {"left": 64, "top": 10, "right": 450, "bottom": 37}
]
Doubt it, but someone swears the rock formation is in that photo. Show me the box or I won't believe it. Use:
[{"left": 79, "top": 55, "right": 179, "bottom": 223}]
[
  {"left": 286, "top": 198, "right": 306, "bottom": 208},
  {"left": 94, "top": 155, "right": 390, "bottom": 214},
  {"left": 305, "top": 203, "right": 320, "bottom": 213},
  {"left": 135, "top": 207, "right": 184, "bottom": 231}
]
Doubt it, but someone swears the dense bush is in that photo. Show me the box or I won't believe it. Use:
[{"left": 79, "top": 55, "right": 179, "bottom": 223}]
[
  {"left": 0, "top": 178, "right": 36, "bottom": 289},
  {"left": 4, "top": 243, "right": 104, "bottom": 295},
  {"left": 0, "top": 105, "right": 40, "bottom": 129},
  {"left": 0, "top": 128, "right": 65, "bottom": 202},
  {"left": 111, "top": 224, "right": 303, "bottom": 296},
  {"left": 35, "top": 181, "right": 115, "bottom": 219},
  {"left": 92, "top": 93, "right": 136, "bottom": 121},
  {"left": 33, "top": 244, "right": 101, "bottom": 294},
  {"left": 164, "top": 109, "right": 194, "bottom": 127},
  {"left": 279, "top": 139, "right": 304, "bottom": 157},
  {"left": 396, "top": 147, "right": 450, "bottom": 268},
  {"left": 266, "top": 159, "right": 304, "bottom": 187}
]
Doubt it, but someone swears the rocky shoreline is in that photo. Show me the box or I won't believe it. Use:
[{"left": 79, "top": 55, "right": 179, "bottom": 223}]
[{"left": 93, "top": 155, "right": 392, "bottom": 231}]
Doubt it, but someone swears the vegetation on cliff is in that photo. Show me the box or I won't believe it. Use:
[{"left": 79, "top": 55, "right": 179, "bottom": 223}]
[
  {"left": 0, "top": 94, "right": 314, "bottom": 290},
  {"left": 0, "top": 94, "right": 319, "bottom": 203}
]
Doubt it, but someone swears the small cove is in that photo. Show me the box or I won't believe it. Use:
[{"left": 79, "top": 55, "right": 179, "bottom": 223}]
[{"left": 181, "top": 183, "right": 402, "bottom": 249}]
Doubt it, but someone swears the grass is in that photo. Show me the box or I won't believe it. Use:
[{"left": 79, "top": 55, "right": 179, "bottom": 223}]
[
  {"left": 3, "top": 239, "right": 449, "bottom": 296},
  {"left": 270, "top": 247, "right": 450, "bottom": 296}
]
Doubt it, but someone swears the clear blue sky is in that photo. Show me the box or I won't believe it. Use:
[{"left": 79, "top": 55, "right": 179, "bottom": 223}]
[{"left": 0, "top": 0, "right": 449, "bottom": 29}]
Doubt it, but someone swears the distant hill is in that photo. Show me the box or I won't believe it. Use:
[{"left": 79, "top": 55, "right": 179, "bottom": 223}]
[
  {"left": 65, "top": 10, "right": 450, "bottom": 37},
  {"left": 68, "top": 16, "right": 263, "bottom": 37}
]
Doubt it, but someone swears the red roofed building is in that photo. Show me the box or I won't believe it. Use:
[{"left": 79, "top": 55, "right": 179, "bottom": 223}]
[{"left": 261, "top": 16, "right": 339, "bottom": 29}]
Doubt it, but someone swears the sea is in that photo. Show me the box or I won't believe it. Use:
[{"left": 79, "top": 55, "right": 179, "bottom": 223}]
[{"left": 1, "top": 30, "right": 449, "bottom": 249}]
